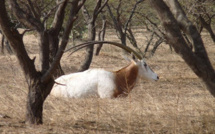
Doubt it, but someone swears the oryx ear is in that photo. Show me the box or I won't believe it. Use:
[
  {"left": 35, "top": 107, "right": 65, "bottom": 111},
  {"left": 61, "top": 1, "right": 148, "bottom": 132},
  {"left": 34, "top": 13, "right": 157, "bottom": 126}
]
[
  {"left": 122, "top": 53, "right": 138, "bottom": 63},
  {"left": 122, "top": 54, "right": 131, "bottom": 61},
  {"left": 130, "top": 52, "right": 139, "bottom": 63},
  {"left": 131, "top": 53, "right": 137, "bottom": 61}
]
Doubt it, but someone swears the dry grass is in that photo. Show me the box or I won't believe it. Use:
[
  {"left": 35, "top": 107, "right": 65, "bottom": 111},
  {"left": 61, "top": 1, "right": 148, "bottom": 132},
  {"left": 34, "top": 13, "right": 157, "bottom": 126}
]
[{"left": 0, "top": 30, "right": 215, "bottom": 134}]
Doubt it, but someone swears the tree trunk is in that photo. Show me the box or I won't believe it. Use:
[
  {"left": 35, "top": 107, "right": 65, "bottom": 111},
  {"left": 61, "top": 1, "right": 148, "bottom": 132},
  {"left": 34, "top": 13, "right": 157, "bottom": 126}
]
[
  {"left": 79, "top": 22, "right": 95, "bottom": 71},
  {"left": 48, "top": 30, "right": 64, "bottom": 77},
  {"left": 1, "top": 34, "right": 4, "bottom": 54},
  {"left": 78, "top": 0, "right": 108, "bottom": 71},
  {"left": 0, "top": 0, "right": 86, "bottom": 125},
  {"left": 95, "top": 32, "right": 103, "bottom": 55},
  {"left": 25, "top": 73, "right": 54, "bottom": 124},
  {"left": 79, "top": 0, "right": 106, "bottom": 71},
  {"left": 95, "top": 14, "right": 106, "bottom": 56},
  {"left": 150, "top": 0, "right": 215, "bottom": 97},
  {"left": 45, "top": 0, "right": 68, "bottom": 77},
  {"left": 38, "top": 31, "right": 50, "bottom": 73},
  {"left": 5, "top": 40, "right": 13, "bottom": 54},
  {"left": 26, "top": 78, "right": 43, "bottom": 124},
  {"left": 1, "top": 34, "right": 13, "bottom": 54}
]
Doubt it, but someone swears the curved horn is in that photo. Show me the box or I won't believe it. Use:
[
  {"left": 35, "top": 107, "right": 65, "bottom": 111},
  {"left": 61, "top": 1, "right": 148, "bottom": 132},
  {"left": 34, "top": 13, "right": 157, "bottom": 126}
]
[{"left": 65, "top": 41, "right": 142, "bottom": 59}]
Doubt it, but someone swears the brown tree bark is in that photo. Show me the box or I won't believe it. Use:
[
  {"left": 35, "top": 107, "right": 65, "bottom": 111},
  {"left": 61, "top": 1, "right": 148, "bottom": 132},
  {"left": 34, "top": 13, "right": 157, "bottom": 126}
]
[
  {"left": 150, "top": 0, "right": 215, "bottom": 97},
  {"left": 47, "top": 0, "right": 70, "bottom": 76},
  {"left": 0, "top": 0, "right": 50, "bottom": 124},
  {"left": 1, "top": 30, "right": 13, "bottom": 54},
  {"left": 1, "top": 31, "right": 5, "bottom": 54},
  {"left": 42, "top": 0, "right": 86, "bottom": 82},
  {"left": 79, "top": 0, "right": 108, "bottom": 71},
  {"left": 79, "top": 22, "right": 95, "bottom": 71},
  {"left": 0, "top": 0, "right": 85, "bottom": 124},
  {"left": 95, "top": 14, "right": 107, "bottom": 56},
  {"left": 26, "top": 74, "right": 54, "bottom": 124}
]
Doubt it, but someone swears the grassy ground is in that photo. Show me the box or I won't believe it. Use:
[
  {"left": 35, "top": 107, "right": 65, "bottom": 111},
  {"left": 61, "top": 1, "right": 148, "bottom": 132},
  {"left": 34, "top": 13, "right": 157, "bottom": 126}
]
[{"left": 0, "top": 30, "right": 215, "bottom": 133}]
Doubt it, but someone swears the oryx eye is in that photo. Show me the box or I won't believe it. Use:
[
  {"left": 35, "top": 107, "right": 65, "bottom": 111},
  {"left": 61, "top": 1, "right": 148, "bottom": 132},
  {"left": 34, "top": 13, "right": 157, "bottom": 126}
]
[{"left": 144, "top": 63, "right": 147, "bottom": 67}]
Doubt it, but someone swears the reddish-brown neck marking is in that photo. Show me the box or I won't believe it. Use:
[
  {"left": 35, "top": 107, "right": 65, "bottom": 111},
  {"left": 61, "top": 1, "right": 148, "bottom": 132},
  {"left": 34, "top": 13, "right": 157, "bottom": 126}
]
[{"left": 113, "top": 61, "right": 139, "bottom": 98}]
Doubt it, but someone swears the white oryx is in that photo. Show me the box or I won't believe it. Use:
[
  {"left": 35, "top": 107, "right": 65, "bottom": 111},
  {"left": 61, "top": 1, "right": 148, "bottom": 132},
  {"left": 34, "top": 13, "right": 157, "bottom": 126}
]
[{"left": 50, "top": 41, "right": 159, "bottom": 98}]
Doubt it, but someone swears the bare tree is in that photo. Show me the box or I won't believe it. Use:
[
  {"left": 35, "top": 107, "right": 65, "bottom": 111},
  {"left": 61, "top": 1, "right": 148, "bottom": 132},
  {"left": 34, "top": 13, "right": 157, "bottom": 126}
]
[
  {"left": 195, "top": 0, "right": 215, "bottom": 42},
  {"left": 150, "top": 0, "right": 215, "bottom": 97},
  {"left": 79, "top": 0, "right": 108, "bottom": 71},
  {"left": 95, "top": 13, "right": 107, "bottom": 55},
  {"left": 0, "top": 0, "right": 85, "bottom": 124},
  {"left": 0, "top": 15, "right": 20, "bottom": 54},
  {"left": 179, "top": 0, "right": 215, "bottom": 42},
  {"left": 106, "top": 0, "right": 144, "bottom": 47},
  {"left": 135, "top": 11, "right": 167, "bottom": 55}
]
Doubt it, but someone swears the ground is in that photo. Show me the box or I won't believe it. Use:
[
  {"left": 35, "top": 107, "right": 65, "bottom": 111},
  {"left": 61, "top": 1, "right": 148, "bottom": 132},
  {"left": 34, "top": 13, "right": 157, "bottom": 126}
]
[{"left": 0, "top": 29, "right": 215, "bottom": 133}]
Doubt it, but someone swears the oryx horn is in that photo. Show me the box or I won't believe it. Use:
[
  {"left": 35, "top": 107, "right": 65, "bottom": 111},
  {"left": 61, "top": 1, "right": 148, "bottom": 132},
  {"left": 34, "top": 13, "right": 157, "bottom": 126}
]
[{"left": 65, "top": 41, "right": 142, "bottom": 59}]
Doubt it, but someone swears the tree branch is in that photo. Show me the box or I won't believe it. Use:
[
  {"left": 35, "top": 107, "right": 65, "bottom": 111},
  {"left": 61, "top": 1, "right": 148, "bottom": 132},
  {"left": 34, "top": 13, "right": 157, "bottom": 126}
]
[
  {"left": 27, "top": 0, "right": 40, "bottom": 19},
  {"left": 166, "top": 0, "right": 207, "bottom": 58},
  {"left": 124, "top": 0, "right": 144, "bottom": 33},
  {"left": 9, "top": 0, "right": 43, "bottom": 31},
  {"left": 0, "top": 0, "right": 37, "bottom": 81},
  {"left": 95, "top": 0, "right": 109, "bottom": 17},
  {"left": 41, "top": 0, "right": 86, "bottom": 83},
  {"left": 49, "top": 0, "right": 68, "bottom": 32},
  {"left": 150, "top": 0, "right": 215, "bottom": 97},
  {"left": 106, "top": 3, "right": 124, "bottom": 43},
  {"left": 42, "top": 1, "right": 66, "bottom": 25}
]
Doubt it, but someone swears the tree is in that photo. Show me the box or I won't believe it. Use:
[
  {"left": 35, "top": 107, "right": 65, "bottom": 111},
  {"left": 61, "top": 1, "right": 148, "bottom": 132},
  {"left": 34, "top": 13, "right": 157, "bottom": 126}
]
[
  {"left": 0, "top": 30, "right": 13, "bottom": 54},
  {"left": 106, "top": 0, "right": 144, "bottom": 47},
  {"left": 79, "top": 0, "right": 108, "bottom": 71},
  {"left": 191, "top": 0, "right": 215, "bottom": 42},
  {"left": 150, "top": 0, "right": 215, "bottom": 97},
  {"left": 0, "top": 16, "right": 20, "bottom": 54},
  {"left": 106, "top": 0, "right": 165, "bottom": 57},
  {"left": 95, "top": 13, "right": 107, "bottom": 55},
  {"left": 178, "top": 0, "right": 215, "bottom": 42},
  {"left": 134, "top": 7, "right": 166, "bottom": 56},
  {"left": 0, "top": 0, "right": 85, "bottom": 124}
]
